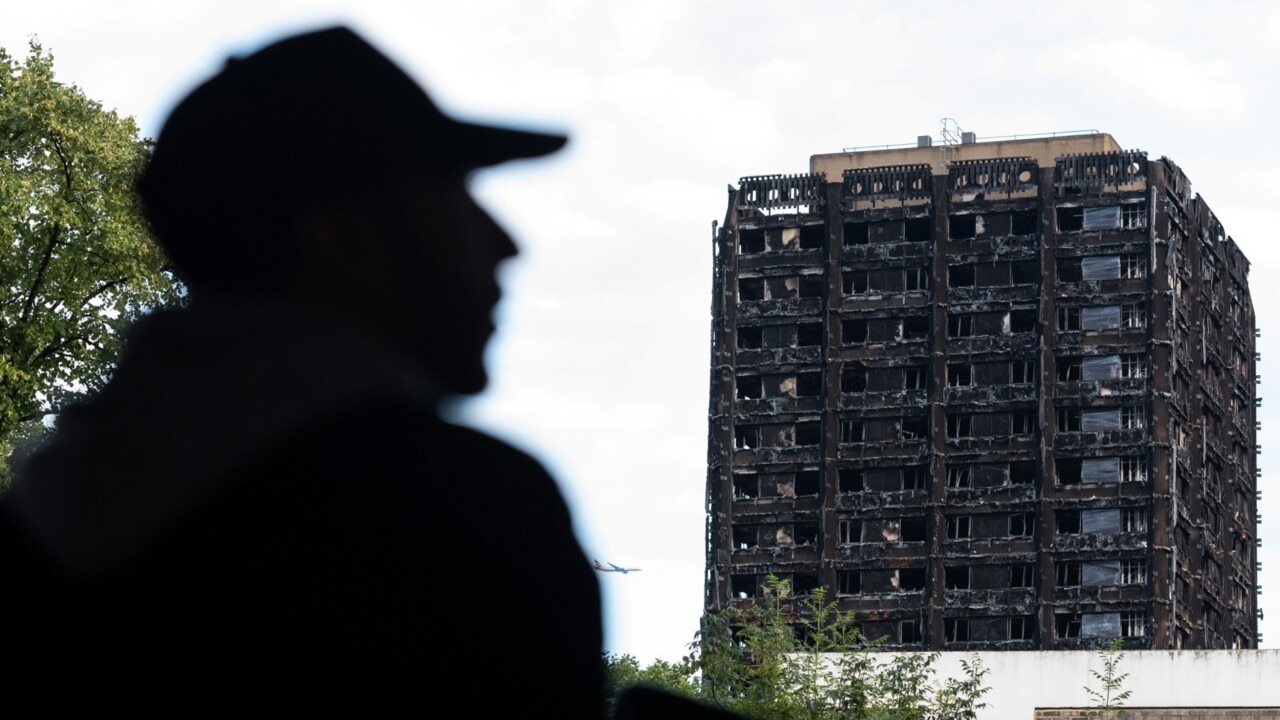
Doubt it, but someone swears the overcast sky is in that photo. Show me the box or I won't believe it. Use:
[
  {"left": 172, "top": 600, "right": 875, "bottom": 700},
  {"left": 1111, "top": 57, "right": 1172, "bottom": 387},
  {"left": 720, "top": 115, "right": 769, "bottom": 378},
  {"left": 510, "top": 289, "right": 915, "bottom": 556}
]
[{"left": 5, "top": 0, "right": 1279, "bottom": 662}]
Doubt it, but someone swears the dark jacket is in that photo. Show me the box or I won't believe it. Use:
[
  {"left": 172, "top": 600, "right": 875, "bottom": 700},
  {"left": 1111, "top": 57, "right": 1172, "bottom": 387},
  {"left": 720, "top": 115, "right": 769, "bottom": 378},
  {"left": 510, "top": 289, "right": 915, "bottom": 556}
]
[{"left": 1, "top": 303, "right": 603, "bottom": 715}]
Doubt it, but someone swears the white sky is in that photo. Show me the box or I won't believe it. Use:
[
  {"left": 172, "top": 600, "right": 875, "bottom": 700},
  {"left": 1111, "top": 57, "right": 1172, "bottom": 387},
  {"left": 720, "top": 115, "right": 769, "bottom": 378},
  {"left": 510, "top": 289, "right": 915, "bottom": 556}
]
[{"left": 5, "top": 0, "right": 1280, "bottom": 663}]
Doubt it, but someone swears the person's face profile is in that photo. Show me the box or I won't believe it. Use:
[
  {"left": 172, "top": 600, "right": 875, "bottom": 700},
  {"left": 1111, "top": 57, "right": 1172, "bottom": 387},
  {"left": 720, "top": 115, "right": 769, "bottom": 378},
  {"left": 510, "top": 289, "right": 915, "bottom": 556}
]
[{"left": 378, "top": 171, "right": 517, "bottom": 394}]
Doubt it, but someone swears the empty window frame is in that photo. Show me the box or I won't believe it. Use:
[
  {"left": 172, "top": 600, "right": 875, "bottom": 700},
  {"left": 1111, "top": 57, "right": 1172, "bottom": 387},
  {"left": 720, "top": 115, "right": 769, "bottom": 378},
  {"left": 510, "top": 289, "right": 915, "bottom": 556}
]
[
  {"left": 738, "top": 278, "right": 764, "bottom": 301},
  {"left": 946, "top": 466, "right": 972, "bottom": 489},
  {"left": 733, "top": 474, "right": 758, "bottom": 500},
  {"left": 1121, "top": 254, "right": 1147, "bottom": 278},
  {"left": 949, "top": 264, "right": 977, "bottom": 288},
  {"left": 945, "top": 618, "right": 970, "bottom": 643},
  {"left": 733, "top": 525, "right": 759, "bottom": 550},
  {"left": 1009, "top": 310, "right": 1036, "bottom": 333},
  {"left": 839, "top": 519, "right": 863, "bottom": 545},
  {"left": 904, "top": 267, "right": 929, "bottom": 291},
  {"left": 1057, "top": 561, "right": 1082, "bottom": 586},
  {"left": 870, "top": 318, "right": 902, "bottom": 342},
  {"left": 795, "top": 470, "right": 820, "bottom": 497},
  {"left": 840, "top": 420, "right": 864, "bottom": 443},
  {"left": 838, "top": 468, "right": 864, "bottom": 493},
  {"left": 949, "top": 314, "right": 974, "bottom": 337},
  {"left": 900, "top": 416, "right": 928, "bottom": 440},
  {"left": 896, "top": 568, "right": 926, "bottom": 592},
  {"left": 1008, "top": 461, "right": 1039, "bottom": 484},
  {"left": 842, "top": 367, "right": 867, "bottom": 393},
  {"left": 785, "top": 372, "right": 822, "bottom": 397},
  {"left": 1057, "top": 207, "right": 1084, "bottom": 232},
  {"left": 1119, "top": 456, "right": 1146, "bottom": 483},
  {"left": 1056, "top": 458, "right": 1083, "bottom": 484},
  {"left": 738, "top": 326, "right": 763, "bottom": 350},
  {"left": 736, "top": 375, "right": 763, "bottom": 400},
  {"left": 1120, "top": 406, "right": 1145, "bottom": 430},
  {"left": 1009, "top": 512, "right": 1034, "bottom": 537},
  {"left": 947, "top": 363, "right": 973, "bottom": 387},
  {"left": 1009, "top": 616, "right": 1035, "bottom": 640},
  {"left": 902, "top": 316, "right": 929, "bottom": 340},
  {"left": 1010, "top": 564, "right": 1035, "bottom": 588},
  {"left": 1058, "top": 257, "right": 1084, "bottom": 282},
  {"left": 1056, "top": 510, "right": 1082, "bottom": 534},
  {"left": 1012, "top": 209, "right": 1038, "bottom": 235},
  {"left": 734, "top": 426, "right": 759, "bottom": 449},
  {"left": 945, "top": 566, "right": 971, "bottom": 590},
  {"left": 947, "top": 516, "right": 972, "bottom": 540},
  {"left": 949, "top": 214, "right": 977, "bottom": 240},
  {"left": 1057, "top": 407, "right": 1082, "bottom": 431},
  {"left": 947, "top": 414, "right": 973, "bottom": 438},
  {"left": 900, "top": 619, "right": 923, "bottom": 644},
  {"left": 1120, "top": 203, "right": 1146, "bottom": 230},
  {"left": 1105, "top": 355, "right": 1147, "bottom": 382},
  {"left": 1055, "top": 613, "right": 1082, "bottom": 639},
  {"left": 842, "top": 319, "right": 868, "bottom": 344},
  {"left": 1121, "top": 611, "right": 1146, "bottom": 637},
  {"left": 843, "top": 221, "right": 869, "bottom": 246},
  {"left": 1121, "top": 303, "right": 1145, "bottom": 329},
  {"left": 905, "top": 217, "right": 931, "bottom": 243},
  {"left": 799, "top": 224, "right": 824, "bottom": 250},
  {"left": 902, "top": 466, "right": 928, "bottom": 491},
  {"left": 838, "top": 570, "right": 862, "bottom": 595},
  {"left": 732, "top": 574, "right": 760, "bottom": 599},
  {"left": 799, "top": 276, "right": 824, "bottom": 298},
  {"left": 1120, "top": 559, "right": 1146, "bottom": 585},
  {"left": 903, "top": 367, "right": 926, "bottom": 390},
  {"left": 799, "top": 523, "right": 821, "bottom": 546},
  {"left": 900, "top": 517, "right": 927, "bottom": 542},
  {"left": 1122, "top": 508, "right": 1146, "bottom": 533},
  {"left": 797, "top": 323, "right": 823, "bottom": 347},
  {"left": 1057, "top": 357, "right": 1082, "bottom": 381},
  {"left": 844, "top": 271, "right": 870, "bottom": 295},
  {"left": 1057, "top": 307, "right": 1081, "bottom": 331},
  {"left": 795, "top": 422, "right": 822, "bottom": 446},
  {"left": 1011, "top": 360, "right": 1035, "bottom": 384},
  {"left": 738, "top": 228, "right": 765, "bottom": 254}
]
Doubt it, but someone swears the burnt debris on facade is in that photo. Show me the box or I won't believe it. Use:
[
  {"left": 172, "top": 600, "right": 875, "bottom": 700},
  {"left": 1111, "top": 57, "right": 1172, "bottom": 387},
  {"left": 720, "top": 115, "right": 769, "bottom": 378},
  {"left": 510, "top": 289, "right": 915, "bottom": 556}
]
[{"left": 706, "top": 132, "right": 1259, "bottom": 650}]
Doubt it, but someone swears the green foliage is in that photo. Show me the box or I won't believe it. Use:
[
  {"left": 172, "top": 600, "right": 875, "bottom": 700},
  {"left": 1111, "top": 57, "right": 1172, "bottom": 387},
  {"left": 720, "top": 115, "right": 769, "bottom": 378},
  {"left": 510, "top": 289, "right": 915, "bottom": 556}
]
[
  {"left": 0, "top": 40, "right": 181, "bottom": 486},
  {"left": 606, "top": 576, "right": 991, "bottom": 720},
  {"left": 1084, "top": 638, "right": 1131, "bottom": 720}
]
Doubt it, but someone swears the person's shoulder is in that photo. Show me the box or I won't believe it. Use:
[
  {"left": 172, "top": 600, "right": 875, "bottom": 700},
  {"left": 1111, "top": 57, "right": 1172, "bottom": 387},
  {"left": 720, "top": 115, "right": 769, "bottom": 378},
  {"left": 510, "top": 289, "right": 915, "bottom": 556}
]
[
  {"left": 294, "top": 399, "right": 548, "bottom": 475},
  {"left": 250, "top": 399, "right": 559, "bottom": 512}
]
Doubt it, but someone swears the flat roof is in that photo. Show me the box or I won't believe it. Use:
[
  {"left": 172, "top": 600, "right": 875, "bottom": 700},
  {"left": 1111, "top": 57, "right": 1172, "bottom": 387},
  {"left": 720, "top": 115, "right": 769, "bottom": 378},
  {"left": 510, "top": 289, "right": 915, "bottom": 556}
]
[{"left": 810, "top": 133, "right": 1123, "bottom": 178}]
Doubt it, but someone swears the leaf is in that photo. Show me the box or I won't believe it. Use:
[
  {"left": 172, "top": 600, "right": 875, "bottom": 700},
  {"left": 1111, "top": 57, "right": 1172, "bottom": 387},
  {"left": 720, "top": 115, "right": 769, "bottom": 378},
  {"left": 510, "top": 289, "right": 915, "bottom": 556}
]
[{"left": 0, "top": 39, "right": 183, "bottom": 485}]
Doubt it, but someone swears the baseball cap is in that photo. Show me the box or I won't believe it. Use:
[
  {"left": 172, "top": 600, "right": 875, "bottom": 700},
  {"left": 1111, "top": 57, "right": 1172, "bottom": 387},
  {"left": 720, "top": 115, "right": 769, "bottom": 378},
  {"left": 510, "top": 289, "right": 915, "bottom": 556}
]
[{"left": 137, "top": 26, "right": 566, "bottom": 291}]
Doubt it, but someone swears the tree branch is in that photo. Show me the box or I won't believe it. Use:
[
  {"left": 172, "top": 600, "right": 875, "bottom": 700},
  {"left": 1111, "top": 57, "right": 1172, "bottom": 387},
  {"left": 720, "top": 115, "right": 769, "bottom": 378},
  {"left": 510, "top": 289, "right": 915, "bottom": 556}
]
[
  {"left": 21, "top": 222, "right": 61, "bottom": 323},
  {"left": 79, "top": 276, "right": 127, "bottom": 309}
]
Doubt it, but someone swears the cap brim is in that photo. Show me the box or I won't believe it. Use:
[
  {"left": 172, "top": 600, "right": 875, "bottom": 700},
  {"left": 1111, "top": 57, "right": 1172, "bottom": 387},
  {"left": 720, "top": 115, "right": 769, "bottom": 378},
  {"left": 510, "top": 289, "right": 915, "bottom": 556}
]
[{"left": 449, "top": 121, "right": 568, "bottom": 168}]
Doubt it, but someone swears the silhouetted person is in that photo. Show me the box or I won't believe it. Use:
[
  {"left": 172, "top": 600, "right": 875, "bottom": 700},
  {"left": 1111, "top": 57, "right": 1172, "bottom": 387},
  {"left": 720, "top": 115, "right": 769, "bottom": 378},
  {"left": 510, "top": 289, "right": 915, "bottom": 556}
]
[{"left": 0, "top": 26, "right": 602, "bottom": 715}]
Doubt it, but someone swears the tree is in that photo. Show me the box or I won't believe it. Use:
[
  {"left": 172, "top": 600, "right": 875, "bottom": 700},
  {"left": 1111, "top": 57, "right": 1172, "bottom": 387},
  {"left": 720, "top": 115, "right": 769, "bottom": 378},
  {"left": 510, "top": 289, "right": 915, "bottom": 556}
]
[
  {"left": 1084, "top": 638, "right": 1131, "bottom": 720},
  {"left": 606, "top": 576, "right": 991, "bottom": 720},
  {"left": 0, "top": 40, "right": 180, "bottom": 486}
]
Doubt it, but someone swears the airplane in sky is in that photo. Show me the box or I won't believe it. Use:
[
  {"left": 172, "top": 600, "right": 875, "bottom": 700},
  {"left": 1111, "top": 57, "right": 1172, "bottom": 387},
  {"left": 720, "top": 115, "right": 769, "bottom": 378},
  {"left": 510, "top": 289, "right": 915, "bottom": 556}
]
[{"left": 593, "top": 559, "right": 641, "bottom": 574}]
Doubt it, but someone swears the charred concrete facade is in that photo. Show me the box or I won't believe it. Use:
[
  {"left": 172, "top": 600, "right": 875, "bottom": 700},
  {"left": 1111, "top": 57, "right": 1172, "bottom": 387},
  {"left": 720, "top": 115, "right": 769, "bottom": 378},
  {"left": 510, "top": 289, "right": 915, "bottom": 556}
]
[{"left": 706, "top": 133, "right": 1259, "bottom": 651}]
